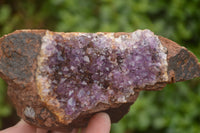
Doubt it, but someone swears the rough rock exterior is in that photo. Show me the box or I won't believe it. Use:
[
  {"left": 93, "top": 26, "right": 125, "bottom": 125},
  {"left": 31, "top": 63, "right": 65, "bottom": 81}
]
[{"left": 0, "top": 29, "right": 199, "bottom": 130}]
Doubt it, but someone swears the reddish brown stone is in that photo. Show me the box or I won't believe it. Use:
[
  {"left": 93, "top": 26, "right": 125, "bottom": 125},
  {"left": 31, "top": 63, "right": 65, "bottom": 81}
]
[
  {"left": 0, "top": 30, "right": 199, "bottom": 131},
  {"left": 159, "top": 36, "right": 200, "bottom": 82}
]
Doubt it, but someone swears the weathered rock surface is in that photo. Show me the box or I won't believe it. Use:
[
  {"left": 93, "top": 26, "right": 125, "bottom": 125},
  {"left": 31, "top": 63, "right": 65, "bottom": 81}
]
[{"left": 0, "top": 29, "right": 199, "bottom": 130}]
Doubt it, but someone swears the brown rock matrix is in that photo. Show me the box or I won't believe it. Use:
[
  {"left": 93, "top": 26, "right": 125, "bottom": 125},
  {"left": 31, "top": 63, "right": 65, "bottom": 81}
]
[{"left": 0, "top": 29, "right": 199, "bottom": 130}]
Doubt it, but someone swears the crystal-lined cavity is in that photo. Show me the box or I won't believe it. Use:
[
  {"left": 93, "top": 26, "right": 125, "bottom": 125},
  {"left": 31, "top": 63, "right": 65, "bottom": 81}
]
[{"left": 36, "top": 30, "right": 168, "bottom": 123}]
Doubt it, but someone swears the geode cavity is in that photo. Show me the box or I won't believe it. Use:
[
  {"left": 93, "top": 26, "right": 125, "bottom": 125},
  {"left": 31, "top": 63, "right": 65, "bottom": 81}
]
[{"left": 0, "top": 29, "right": 199, "bottom": 130}]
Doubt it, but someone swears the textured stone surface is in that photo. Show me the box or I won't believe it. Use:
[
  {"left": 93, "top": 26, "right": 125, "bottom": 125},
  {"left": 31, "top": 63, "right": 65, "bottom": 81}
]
[{"left": 0, "top": 29, "right": 199, "bottom": 130}]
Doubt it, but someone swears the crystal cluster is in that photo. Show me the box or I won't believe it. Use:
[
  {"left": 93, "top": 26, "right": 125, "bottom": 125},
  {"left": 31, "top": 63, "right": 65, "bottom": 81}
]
[{"left": 36, "top": 30, "right": 168, "bottom": 123}]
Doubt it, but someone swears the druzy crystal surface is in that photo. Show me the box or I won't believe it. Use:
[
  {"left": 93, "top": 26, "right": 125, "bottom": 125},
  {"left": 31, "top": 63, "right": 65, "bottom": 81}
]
[{"left": 36, "top": 30, "right": 168, "bottom": 123}]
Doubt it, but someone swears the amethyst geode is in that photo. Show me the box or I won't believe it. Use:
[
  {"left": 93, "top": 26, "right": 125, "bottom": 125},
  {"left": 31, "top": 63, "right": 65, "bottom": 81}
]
[
  {"left": 0, "top": 29, "right": 199, "bottom": 130},
  {"left": 36, "top": 30, "right": 168, "bottom": 124}
]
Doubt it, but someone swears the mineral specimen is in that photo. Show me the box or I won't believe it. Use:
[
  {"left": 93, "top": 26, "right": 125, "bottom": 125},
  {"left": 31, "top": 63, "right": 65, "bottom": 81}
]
[{"left": 0, "top": 29, "right": 199, "bottom": 130}]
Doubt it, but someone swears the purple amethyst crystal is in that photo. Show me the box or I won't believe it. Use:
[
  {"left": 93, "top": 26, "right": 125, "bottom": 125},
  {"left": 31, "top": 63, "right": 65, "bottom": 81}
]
[{"left": 36, "top": 30, "right": 168, "bottom": 124}]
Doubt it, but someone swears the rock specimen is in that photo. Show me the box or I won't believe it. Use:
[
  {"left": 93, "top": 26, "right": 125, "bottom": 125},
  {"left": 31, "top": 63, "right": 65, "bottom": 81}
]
[{"left": 0, "top": 29, "right": 199, "bottom": 130}]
